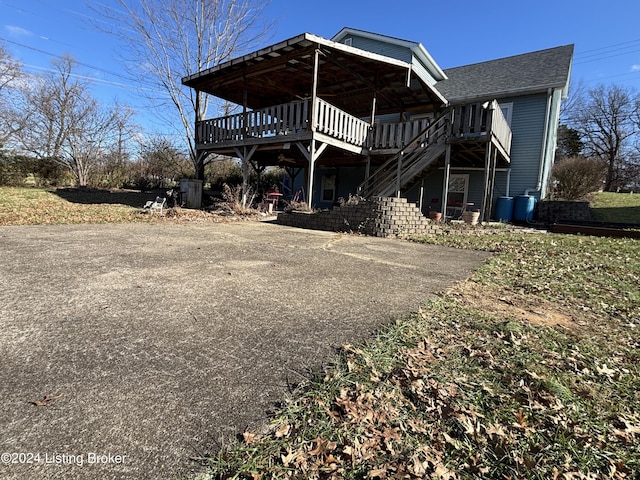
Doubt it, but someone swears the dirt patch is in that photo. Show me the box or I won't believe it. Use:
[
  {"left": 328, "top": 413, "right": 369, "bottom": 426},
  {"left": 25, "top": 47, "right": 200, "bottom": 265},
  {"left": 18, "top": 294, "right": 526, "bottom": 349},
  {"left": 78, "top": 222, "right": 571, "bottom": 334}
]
[{"left": 450, "top": 281, "right": 578, "bottom": 331}]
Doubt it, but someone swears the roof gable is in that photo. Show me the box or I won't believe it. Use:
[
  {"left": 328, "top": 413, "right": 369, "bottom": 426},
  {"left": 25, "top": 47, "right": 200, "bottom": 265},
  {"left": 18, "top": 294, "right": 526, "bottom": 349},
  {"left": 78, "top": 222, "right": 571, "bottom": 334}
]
[
  {"left": 435, "top": 45, "right": 574, "bottom": 102},
  {"left": 332, "top": 27, "right": 447, "bottom": 82}
]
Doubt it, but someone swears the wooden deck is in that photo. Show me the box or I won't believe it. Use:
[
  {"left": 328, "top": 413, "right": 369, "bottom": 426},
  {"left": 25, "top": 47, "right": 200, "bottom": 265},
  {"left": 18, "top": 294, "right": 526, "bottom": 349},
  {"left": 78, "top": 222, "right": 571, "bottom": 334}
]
[{"left": 195, "top": 98, "right": 512, "bottom": 160}]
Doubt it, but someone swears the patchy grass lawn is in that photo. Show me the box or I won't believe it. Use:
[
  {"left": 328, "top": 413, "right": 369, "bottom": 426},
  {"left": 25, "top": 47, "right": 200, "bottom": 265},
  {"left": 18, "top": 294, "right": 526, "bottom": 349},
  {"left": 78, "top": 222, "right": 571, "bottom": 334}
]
[
  {"left": 0, "top": 187, "right": 154, "bottom": 225},
  {"left": 197, "top": 233, "right": 640, "bottom": 479},
  {"left": 589, "top": 192, "right": 640, "bottom": 224},
  {"left": 0, "top": 187, "right": 260, "bottom": 225}
]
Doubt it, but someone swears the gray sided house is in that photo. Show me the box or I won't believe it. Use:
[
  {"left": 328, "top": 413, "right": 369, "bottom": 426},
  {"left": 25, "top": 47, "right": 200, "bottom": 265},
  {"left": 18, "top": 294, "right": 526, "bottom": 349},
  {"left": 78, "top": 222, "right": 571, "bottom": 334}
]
[{"left": 182, "top": 28, "right": 573, "bottom": 221}]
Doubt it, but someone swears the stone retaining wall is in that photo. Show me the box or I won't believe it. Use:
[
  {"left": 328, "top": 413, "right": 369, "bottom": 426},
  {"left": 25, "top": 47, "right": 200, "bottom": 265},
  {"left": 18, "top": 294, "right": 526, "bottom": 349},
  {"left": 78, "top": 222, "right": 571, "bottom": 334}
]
[
  {"left": 536, "top": 200, "right": 592, "bottom": 223},
  {"left": 276, "top": 197, "right": 441, "bottom": 238}
]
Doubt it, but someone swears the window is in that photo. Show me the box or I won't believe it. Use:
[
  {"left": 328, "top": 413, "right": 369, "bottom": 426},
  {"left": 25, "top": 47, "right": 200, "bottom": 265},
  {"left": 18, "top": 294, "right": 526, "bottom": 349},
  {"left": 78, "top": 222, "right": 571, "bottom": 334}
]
[
  {"left": 343, "top": 37, "right": 352, "bottom": 47},
  {"left": 321, "top": 175, "right": 336, "bottom": 202},
  {"left": 498, "top": 102, "right": 513, "bottom": 126},
  {"left": 446, "top": 174, "right": 469, "bottom": 207}
]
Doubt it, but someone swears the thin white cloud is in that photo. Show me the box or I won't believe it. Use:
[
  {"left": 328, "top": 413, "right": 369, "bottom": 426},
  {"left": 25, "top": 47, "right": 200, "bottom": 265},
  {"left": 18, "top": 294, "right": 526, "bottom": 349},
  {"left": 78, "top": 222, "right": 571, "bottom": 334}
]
[
  {"left": 631, "top": 64, "right": 640, "bottom": 72},
  {"left": 4, "top": 25, "right": 33, "bottom": 37}
]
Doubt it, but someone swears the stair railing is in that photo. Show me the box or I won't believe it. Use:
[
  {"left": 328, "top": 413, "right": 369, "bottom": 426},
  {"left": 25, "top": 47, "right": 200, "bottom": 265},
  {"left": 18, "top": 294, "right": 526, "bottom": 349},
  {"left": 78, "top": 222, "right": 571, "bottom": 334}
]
[{"left": 357, "top": 108, "right": 452, "bottom": 197}]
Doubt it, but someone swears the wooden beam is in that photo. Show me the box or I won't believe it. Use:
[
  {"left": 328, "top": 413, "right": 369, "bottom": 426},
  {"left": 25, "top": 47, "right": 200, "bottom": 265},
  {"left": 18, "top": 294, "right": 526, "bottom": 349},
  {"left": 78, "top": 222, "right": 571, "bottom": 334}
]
[
  {"left": 441, "top": 145, "right": 451, "bottom": 217},
  {"left": 487, "top": 146, "right": 498, "bottom": 222},
  {"left": 306, "top": 49, "right": 321, "bottom": 208},
  {"left": 480, "top": 142, "right": 492, "bottom": 222},
  {"left": 307, "top": 140, "right": 316, "bottom": 208},
  {"left": 318, "top": 48, "right": 405, "bottom": 110}
]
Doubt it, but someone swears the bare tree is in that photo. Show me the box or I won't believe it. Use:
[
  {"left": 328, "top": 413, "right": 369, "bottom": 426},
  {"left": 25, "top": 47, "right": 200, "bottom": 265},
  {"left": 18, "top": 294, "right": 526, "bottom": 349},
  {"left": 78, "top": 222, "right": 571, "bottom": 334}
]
[
  {"left": 0, "top": 46, "right": 29, "bottom": 145},
  {"left": 559, "top": 78, "right": 586, "bottom": 125},
  {"left": 137, "top": 135, "right": 191, "bottom": 188},
  {"left": 570, "top": 84, "right": 639, "bottom": 191},
  {"left": 62, "top": 100, "right": 123, "bottom": 186},
  {"left": 20, "top": 56, "right": 134, "bottom": 186},
  {"left": 20, "top": 56, "right": 87, "bottom": 162},
  {"left": 91, "top": 0, "right": 273, "bottom": 181},
  {"left": 98, "top": 102, "right": 139, "bottom": 187}
]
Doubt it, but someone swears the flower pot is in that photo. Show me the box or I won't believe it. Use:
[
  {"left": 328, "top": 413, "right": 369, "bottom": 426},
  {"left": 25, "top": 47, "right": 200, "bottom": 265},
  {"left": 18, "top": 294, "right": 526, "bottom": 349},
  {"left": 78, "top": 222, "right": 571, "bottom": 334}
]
[
  {"left": 429, "top": 211, "right": 442, "bottom": 222},
  {"left": 462, "top": 210, "right": 480, "bottom": 225}
]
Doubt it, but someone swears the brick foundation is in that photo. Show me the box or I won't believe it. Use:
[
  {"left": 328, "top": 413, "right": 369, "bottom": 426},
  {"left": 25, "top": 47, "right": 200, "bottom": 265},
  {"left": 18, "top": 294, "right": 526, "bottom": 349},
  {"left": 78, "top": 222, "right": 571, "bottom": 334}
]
[{"left": 276, "top": 197, "right": 441, "bottom": 238}]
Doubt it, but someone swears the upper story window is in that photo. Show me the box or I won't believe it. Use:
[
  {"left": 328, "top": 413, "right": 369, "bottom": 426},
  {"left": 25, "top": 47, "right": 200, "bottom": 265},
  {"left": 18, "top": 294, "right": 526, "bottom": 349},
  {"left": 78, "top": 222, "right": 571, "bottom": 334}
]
[
  {"left": 498, "top": 102, "right": 513, "bottom": 126},
  {"left": 343, "top": 37, "right": 352, "bottom": 47}
]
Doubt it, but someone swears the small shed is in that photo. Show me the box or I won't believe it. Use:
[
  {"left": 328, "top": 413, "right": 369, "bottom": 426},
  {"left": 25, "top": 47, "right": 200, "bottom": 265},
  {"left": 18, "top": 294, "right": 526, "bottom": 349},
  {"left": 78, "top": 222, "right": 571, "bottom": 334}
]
[{"left": 180, "top": 179, "right": 203, "bottom": 209}]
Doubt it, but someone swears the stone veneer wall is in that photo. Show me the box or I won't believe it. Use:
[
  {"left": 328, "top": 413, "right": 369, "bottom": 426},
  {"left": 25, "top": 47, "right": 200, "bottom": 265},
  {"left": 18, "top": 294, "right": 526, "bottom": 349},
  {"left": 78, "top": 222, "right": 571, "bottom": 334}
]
[
  {"left": 536, "top": 200, "right": 592, "bottom": 224},
  {"left": 276, "top": 197, "right": 441, "bottom": 238}
]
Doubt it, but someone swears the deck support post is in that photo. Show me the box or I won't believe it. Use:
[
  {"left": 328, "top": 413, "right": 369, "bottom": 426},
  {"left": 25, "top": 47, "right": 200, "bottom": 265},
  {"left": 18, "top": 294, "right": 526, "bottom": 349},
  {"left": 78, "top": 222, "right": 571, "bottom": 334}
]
[
  {"left": 307, "top": 141, "right": 317, "bottom": 208},
  {"left": 364, "top": 87, "right": 378, "bottom": 186},
  {"left": 241, "top": 77, "right": 250, "bottom": 206},
  {"left": 481, "top": 142, "right": 493, "bottom": 223},
  {"left": 241, "top": 150, "right": 249, "bottom": 207},
  {"left": 480, "top": 142, "right": 491, "bottom": 222},
  {"left": 235, "top": 145, "right": 257, "bottom": 208},
  {"left": 441, "top": 144, "right": 451, "bottom": 217},
  {"left": 487, "top": 146, "right": 498, "bottom": 222},
  {"left": 305, "top": 48, "right": 321, "bottom": 208}
]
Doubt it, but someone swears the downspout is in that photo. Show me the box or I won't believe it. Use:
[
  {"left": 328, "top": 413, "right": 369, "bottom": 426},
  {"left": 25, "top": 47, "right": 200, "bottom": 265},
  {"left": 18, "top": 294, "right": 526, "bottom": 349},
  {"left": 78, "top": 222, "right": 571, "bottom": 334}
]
[{"left": 525, "top": 88, "right": 553, "bottom": 197}]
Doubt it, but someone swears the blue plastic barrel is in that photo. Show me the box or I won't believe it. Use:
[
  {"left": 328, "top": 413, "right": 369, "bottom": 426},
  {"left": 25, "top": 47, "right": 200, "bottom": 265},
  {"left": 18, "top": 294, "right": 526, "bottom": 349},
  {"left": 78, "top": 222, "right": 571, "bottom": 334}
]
[
  {"left": 513, "top": 195, "right": 535, "bottom": 222},
  {"left": 494, "top": 196, "right": 514, "bottom": 222}
]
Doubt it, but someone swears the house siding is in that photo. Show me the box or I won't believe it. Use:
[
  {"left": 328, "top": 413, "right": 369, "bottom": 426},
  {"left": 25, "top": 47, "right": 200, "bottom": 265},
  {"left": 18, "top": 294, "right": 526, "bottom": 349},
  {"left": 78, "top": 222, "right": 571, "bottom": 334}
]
[
  {"left": 307, "top": 166, "right": 367, "bottom": 209},
  {"left": 501, "top": 93, "right": 548, "bottom": 198},
  {"left": 343, "top": 34, "right": 438, "bottom": 85},
  {"left": 411, "top": 61, "right": 439, "bottom": 85},
  {"left": 346, "top": 35, "right": 412, "bottom": 63},
  {"left": 539, "top": 89, "right": 564, "bottom": 197}
]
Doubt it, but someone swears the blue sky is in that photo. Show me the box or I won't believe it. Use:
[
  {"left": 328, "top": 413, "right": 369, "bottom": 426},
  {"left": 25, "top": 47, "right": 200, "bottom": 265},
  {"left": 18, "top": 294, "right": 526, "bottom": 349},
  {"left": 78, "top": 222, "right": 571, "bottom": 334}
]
[{"left": 2, "top": 0, "right": 640, "bottom": 133}]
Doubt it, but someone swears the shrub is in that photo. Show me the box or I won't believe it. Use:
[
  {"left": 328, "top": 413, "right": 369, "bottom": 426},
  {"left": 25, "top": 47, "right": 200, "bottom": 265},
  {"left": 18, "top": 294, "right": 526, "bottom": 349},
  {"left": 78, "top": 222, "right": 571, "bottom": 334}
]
[
  {"left": 219, "top": 183, "right": 257, "bottom": 215},
  {"left": 207, "top": 158, "right": 243, "bottom": 191},
  {"left": 551, "top": 156, "right": 606, "bottom": 200},
  {"left": 338, "top": 193, "right": 367, "bottom": 206},
  {"left": 283, "top": 200, "right": 313, "bottom": 213}
]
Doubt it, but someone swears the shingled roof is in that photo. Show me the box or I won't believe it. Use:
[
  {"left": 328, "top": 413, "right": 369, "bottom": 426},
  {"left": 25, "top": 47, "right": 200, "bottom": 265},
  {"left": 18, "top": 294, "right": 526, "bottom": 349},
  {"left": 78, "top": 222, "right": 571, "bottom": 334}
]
[{"left": 435, "top": 44, "right": 574, "bottom": 103}]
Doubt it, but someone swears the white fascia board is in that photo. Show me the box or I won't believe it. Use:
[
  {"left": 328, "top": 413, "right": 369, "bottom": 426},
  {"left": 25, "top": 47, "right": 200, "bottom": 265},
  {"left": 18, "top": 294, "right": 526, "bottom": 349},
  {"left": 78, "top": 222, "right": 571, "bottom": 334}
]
[
  {"left": 182, "top": 32, "right": 413, "bottom": 85},
  {"left": 413, "top": 43, "right": 447, "bottom": 81}
]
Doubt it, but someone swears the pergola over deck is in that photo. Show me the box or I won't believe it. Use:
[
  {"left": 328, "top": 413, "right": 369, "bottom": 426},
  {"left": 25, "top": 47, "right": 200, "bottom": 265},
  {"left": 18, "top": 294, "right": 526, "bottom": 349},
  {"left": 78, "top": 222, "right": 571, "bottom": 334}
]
[{"left": 182, "top": 33, "right": 448, "bottom": 204}]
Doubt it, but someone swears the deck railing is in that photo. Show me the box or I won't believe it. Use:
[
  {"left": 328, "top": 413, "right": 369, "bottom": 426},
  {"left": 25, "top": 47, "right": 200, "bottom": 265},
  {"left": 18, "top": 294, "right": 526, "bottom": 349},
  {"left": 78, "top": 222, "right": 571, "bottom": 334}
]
[
  {"left": 358, "top": 109, "right": 451, "bottom": 197},
  {"left": 314, "top": 98, "right": 370, "bottom": 146},
  {"left": 371, "top": 118, "right": 432, "bottom": 150},
  {"left": 195, "top": 98, "right": 511, "bottom": 155},
  {"left": 195, "top": 98, "right": 370, "bottom": 148},
  {"left": 450, "top": 100, "right": 511, "bottom": 154},
  {"left": 487, "top": 100, "right": 512, "bottom": 154},
  {"left": 196, "top": 99, "right": 311, "bottom": 145}
]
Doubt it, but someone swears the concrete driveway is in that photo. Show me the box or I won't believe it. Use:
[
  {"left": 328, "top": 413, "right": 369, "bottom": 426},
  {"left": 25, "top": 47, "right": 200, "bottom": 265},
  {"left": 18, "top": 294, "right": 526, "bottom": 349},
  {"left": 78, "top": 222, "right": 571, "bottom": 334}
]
[{"left": 0, "top": 222, "right": 490, "bottom": 479}]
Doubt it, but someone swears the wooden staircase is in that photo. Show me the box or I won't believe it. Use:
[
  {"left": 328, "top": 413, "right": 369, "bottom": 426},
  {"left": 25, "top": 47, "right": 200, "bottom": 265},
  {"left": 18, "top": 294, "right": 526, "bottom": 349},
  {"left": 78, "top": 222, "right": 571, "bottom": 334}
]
[{"left": 358, "top": 108, "right": 451, "bottom": 198}]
